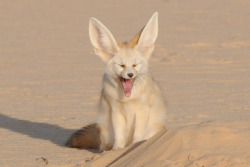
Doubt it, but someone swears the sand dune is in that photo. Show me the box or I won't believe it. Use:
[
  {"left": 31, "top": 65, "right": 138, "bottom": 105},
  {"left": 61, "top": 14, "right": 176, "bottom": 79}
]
[
  {"left": 1, "top": 0, "right": 250, "bottom": 166},
  {"left": 88, "top": 120, "right": 249, "bottom": 167}
]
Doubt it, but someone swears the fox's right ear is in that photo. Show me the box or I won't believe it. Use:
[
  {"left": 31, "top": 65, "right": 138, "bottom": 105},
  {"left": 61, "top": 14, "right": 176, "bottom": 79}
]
[
  {"left": 89, "top": 18, "right": 120, "bottom": 62},
  {"left": 134, "top": 12, "right": 158, "bottom": 59}
]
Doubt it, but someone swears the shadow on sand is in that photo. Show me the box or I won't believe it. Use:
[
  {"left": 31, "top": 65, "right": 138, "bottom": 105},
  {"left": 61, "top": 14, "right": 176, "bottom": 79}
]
[{"left": 0, "top": 113, "right": 79, "bottom": 148}]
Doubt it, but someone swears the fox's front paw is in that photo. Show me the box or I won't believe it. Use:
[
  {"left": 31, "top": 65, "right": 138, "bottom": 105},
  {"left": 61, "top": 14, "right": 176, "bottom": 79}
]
[
  {"left": 132, "top": 135, "right": 144, "bottom": 145},
  {"left": 112, "top": 139, "right": 125, "bottom": 150}
]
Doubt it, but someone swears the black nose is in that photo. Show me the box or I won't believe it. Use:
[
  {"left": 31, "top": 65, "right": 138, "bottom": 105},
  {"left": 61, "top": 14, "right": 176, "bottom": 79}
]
[{"left": 128, "top": 73, "right": 133, "bottom": 78}]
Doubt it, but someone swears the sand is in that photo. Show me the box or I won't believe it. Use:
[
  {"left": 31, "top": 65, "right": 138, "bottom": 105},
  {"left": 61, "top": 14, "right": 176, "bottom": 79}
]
[{"left": 0, "top": 0, "right": 249, "bottom": 166}]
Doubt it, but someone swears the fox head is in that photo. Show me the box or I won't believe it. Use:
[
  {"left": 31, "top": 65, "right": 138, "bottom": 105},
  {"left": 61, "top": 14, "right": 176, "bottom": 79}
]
[{"left": 89, "top": 13, "right": 158, "bottom": 98}]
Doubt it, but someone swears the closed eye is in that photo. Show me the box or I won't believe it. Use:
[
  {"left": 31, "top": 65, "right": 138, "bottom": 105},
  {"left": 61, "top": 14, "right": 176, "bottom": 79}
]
[
  {"left": 133, "top": 62, "right": 141, "bottom": 68},
  {"left": 117, "top": 64, "right": 125, "bottom": 68}
]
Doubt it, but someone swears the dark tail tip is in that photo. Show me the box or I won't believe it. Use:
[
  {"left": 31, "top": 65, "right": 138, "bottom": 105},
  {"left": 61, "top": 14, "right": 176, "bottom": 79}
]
[{"left": 66, "top": 123, "right": 101, "bottom": 150}]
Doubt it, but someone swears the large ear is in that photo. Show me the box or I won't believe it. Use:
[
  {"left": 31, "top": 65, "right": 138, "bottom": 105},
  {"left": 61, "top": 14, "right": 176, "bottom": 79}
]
[
  {"left": 134, "top": 12, "right": 158, "bottom": 59},
  {"left": 89, "top": 18, "right": 120, "bottom": 62}
]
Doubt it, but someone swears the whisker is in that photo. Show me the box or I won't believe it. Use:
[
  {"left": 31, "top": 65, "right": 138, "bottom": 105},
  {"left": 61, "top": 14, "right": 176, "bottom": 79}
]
[{"left": 135, "top": 73, "right": 146, "bottom": 89}]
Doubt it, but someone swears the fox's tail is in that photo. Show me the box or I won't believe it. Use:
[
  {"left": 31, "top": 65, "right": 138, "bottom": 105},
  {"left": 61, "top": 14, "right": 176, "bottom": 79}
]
[{"left": 66, "top": 123, "right": 101, "bottom": 149}]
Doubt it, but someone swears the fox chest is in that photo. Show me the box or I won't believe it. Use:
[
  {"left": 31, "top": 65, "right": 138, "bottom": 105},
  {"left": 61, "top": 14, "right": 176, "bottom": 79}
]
[{"left": 111, "top": 99, "right": 150, "bottom": 119}]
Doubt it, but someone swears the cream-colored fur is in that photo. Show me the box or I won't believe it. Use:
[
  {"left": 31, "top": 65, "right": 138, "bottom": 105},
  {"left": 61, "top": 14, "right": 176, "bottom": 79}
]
[{"left": 89, "top": 12, "right": 166, "bottom": 150}]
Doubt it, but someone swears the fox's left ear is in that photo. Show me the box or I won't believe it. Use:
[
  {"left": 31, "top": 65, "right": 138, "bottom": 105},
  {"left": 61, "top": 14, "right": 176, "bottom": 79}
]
[
  {"left": 89, "top": 18, "right": 120, "bottom": 62},
  {"left": 134, "top": 12, "right": 158, "bottom": 59}
]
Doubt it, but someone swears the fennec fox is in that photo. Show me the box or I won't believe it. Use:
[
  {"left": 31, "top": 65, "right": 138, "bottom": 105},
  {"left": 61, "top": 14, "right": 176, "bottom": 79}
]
[{"left": 66, "top": 12, "right": 166, "bottom": 150}]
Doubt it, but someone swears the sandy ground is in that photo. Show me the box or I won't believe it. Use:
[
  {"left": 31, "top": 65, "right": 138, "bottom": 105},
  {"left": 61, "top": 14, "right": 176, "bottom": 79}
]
[{"left": 0, "top": 0, "right": 250, "bottom": 166}]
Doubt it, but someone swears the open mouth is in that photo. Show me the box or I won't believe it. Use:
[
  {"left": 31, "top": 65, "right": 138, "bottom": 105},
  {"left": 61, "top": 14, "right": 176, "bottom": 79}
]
[{"left": 120, "top": 77, "right": 134, "bottom": 98}]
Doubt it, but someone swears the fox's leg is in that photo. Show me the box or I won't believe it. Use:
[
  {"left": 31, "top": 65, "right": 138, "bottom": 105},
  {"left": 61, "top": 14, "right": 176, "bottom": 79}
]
[
  {"left": 99, "top": 121, "right": 114, "bottom": 151},
  {"left": 111, "top": 102, "right": 127, "bottom": 150},
  {"left": 133, "top": 106, "right": 149, "bottom": 144},
  {"left": 143, "top": 105, "right": 166, "bottom": 140},
  {"left": 98, "top": 94, "right": 114, "bottom": 151}
]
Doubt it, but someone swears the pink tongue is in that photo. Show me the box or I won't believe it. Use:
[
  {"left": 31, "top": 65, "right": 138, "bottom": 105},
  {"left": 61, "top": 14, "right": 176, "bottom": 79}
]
[{"left": 122, "top": 79, "right": 133, "bottom": 97}]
